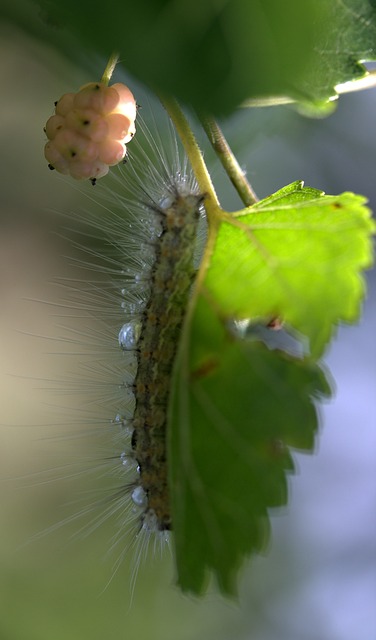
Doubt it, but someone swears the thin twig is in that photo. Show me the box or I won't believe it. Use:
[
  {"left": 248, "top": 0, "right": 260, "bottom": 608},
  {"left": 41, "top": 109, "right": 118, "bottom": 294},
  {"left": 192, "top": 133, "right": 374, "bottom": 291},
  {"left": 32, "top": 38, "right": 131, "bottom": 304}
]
[{"left": 200, "top": 116, "right": 258, "bottom": 206}]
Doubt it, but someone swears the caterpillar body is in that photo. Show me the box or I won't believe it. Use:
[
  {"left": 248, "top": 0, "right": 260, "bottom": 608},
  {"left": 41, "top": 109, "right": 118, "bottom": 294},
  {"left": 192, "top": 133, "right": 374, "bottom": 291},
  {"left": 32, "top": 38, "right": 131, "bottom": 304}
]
[{"left": 129, "top": 189, "right": 202, "bottom": 532}]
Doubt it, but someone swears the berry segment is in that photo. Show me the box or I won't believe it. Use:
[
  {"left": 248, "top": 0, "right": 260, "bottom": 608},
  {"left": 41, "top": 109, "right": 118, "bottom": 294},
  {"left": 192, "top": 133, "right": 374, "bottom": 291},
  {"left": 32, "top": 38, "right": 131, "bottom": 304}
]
[{"left": 44, "top": 82, "right": 137, "bottom": 182}]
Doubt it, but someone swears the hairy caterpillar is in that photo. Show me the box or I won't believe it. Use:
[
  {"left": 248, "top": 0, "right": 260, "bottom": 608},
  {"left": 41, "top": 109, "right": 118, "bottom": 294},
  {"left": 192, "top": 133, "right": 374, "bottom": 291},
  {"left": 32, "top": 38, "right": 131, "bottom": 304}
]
[{"left": 45, "top": 90, "right": 205, "bottom": 584}]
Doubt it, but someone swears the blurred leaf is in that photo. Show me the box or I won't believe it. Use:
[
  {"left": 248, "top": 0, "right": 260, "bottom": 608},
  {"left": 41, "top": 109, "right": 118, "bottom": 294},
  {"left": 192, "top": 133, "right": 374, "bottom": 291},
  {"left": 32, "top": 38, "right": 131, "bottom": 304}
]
[
  {"left": 300, "top": 0, "right": 376, "bottom": 109},
  {"left": 204, "top": 184, "right": 375, "bottom": 357},
  {"left": 169, "top": 294, "right": 330, "bottom": 594},
  {"left": 1, "top": 0, "right": 376, "bottom": 114}
]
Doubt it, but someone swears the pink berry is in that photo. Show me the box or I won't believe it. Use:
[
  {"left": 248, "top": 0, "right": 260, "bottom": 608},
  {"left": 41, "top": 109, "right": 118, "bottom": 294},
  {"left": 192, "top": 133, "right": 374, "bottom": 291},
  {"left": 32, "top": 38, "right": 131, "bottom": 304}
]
[{"left": 44, "top": 80, "right": 137, "bottom": 181}]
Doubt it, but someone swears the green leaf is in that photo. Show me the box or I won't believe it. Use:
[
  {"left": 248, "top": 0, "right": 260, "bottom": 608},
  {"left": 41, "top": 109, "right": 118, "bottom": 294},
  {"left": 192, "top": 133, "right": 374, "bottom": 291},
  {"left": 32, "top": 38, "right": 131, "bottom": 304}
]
[
  {"left": 169, "top": 294, "right": 331, "bottom": 594},
  {"left": 204, "top": 185, "right": 375, "bottom": 358},
  {"left": 301, "top": 0, "right": 376, "bottom": 109},
  {"left": 2, "top": 0, "right": 376, "bottom": 114}
]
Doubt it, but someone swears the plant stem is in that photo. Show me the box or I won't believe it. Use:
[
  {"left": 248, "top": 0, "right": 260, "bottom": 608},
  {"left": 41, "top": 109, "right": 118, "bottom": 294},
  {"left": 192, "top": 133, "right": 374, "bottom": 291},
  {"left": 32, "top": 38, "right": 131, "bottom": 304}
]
[
  {"left": 158, "top": 96, "right": 221, "bottom": 223},
  {"left": 200, "top": 116, "right": 258, "bottom": 207},
  {"left": 101, "top": 52, "right": 119, "bottom": 85}
]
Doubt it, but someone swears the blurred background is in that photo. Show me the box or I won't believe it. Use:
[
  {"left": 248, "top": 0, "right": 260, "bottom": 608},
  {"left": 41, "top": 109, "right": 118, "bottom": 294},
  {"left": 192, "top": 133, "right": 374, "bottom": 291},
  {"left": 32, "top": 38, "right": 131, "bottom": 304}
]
[{"left": 1, "top": 22, "right": 375, "bottom": 640}]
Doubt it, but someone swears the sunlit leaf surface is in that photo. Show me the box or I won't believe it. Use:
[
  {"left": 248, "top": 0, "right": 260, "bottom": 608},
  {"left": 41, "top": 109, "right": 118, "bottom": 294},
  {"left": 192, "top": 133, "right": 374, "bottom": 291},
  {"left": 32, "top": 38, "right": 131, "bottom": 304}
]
[{"left": 204, "top": 183, "right": 375, "bottom": 357}]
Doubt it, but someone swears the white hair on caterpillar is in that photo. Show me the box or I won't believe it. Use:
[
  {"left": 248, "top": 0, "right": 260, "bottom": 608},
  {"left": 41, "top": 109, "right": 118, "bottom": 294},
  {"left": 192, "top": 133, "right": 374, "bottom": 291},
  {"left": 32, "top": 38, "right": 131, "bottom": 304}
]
[{"left": 38, "top": 92, "right": 206, "bottom": 592}]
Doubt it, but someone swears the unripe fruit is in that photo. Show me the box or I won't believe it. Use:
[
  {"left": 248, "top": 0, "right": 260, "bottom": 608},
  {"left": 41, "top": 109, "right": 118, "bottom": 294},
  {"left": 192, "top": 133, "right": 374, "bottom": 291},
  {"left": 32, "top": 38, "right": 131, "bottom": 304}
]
[{"left": 44, "top": 81, "right": 137, "bottom": 182}]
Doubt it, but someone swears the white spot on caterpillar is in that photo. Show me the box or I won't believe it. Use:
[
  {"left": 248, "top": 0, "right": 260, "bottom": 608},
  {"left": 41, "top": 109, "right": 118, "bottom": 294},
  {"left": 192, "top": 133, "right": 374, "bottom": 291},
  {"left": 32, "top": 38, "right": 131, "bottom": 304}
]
[
  {"left": 131, "top": 486, "right": 148, "bottom": 508},
  {"left": 118, "top": 320, "right": 142, "bottom": 350}
]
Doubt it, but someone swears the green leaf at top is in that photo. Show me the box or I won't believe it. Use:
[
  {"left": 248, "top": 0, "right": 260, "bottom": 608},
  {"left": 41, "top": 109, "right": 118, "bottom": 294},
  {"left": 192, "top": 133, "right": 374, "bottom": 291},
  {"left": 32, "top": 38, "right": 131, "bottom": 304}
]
[
  {"left": 300, "top": 0, "right": 376, "bottom": 109},
  {"left": 169, "top": 294, "right": 331, "bottom": 595},
  {"left": 3, "top": 0, "right": 376, "bottom": 114},
  {"left": 204, "top": 185, "right": 375, "bottom": 358}
]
